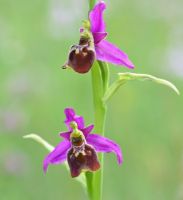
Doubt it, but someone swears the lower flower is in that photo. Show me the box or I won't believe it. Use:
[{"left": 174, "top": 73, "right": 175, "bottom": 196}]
[{"left": 43, "top": 108, "right": 123, "bottom": 178}]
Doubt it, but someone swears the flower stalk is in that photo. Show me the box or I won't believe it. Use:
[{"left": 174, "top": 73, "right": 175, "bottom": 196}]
[
  {"left": 91, "top": 61, "right": 107, "bottom": 200},
  {"left": 88, "top": 0, "right": 96, "bottom": 11},
  {"left": 86, "top": 0, "right": 111, "bottom": 198},
  {"left": 86, "top": 4, "right": 107, "bottom": 200}
]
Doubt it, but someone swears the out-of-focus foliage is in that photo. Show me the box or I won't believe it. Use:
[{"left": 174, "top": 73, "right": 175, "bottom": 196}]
[{"left": 0, "top": 0, "right": 183, "bottom": 199}]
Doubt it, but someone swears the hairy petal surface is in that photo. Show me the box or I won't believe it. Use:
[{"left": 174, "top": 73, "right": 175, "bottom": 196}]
[
  {"left": 64, "top": 108, "right": 85, "bottom": 130},
  {"left": 43, "top": 140, "right": 71, "bottom": 173},
  {"left": 89, "top": 1, "right": 106, "bottom": 33},
  {"left": 86, "top": 134, "right": 123, "bottom": 164},
  {"left": 95, "top": 40, "right": 135, "bottom": 69},
  {"left": 67, "top": 144, "right": 100, "bottom": 177}
]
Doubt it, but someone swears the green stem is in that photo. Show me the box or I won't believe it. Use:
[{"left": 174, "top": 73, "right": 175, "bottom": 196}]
[
  {"left": 91, "top": 62, "right": 107, "bottom": 133},
  {"left": 91, "top": 62, "right": 107, "bottom": 200},
  {"left": 86, "top": 0, "right": 97, "bottom": 199},
  {"left": 85, "top": 171, "right": 94, "bottom": 199},
  {"left": 98, "top": 61, "right": 109, "bottom": 92},
  {"left": 88, "top": 0, "right": 96, "bottom": 11},
  {"left": 86, "top": 60, "right": 108, "bottom": 200},
  {"left": 85, "top": 1, "right": 109, "bottom": 200},
  {"left": 92, "top": 63, "right": 106, "bottom": 200}
]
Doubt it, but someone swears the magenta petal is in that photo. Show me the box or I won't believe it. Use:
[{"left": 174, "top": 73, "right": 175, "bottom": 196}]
[
  {"left": 95, "top": 40, "right": 135, "bottom": 69},
  {"left": 43, "top": 140, "right": 71, "bottom": 173},
  {"left": 86, "top": 134, "right": 123, "bottom": 164},
  {"left": 82, "top": 124, "right": 94, "bottom": 137},
  {"left": 89, "top": 1, "right": 106, "bottom": 33},
  {"left": 64, "top": 108, "right": 85, "bottom": 130},
  {"left": 93, "top": 32, "right": 107, "bottom": 44},
  {"left": 60, "top": 131, "right": 71, "bottom": 141}
]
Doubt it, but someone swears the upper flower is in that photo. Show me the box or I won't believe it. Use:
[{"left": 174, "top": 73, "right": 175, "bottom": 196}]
[
  {"left": 63, "top": 1, "right": 134, "bottom": 73},
  {"left": 89, "top": 1, "right": 134, "bottom": 69},
  {"left": 43, "top": 108, "right": 123, "bottom": 177}
]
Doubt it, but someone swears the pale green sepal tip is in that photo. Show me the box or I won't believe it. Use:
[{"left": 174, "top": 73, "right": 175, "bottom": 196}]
[
  {"left": 103, "top": 72, "right": 180, "bottom": 102},
  {"left": 23, "top": 134, "right": 54, "bottom": 152},
  {"left": 118, "top": 72, "right": 180, "bottom": 95},
  {"left": 23, "top": 134, "right": 87, "bottom": 188}
]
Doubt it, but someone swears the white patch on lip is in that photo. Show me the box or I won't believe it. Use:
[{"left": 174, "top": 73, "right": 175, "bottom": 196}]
[
  {"left": 75, "top": 48, "right": 80, "bottom": 55},
  {"left": 73, "top": 143, "right": 86, "bottom": 157},
  {"left": 82, "top": 52, "right": 88, "bottom": 56}
]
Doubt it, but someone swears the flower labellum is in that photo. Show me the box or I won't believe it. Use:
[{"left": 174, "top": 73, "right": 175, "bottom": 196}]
[
  {"left": 63, "top": 28, "right": 96, "bottom": 74},
  {"left": 43, "top": 108, "right": 123, "bottom": 178},
  {"left": 67, "top": 122, "right": 100, "bottom": 177},
  {"left": 63, "top": 1, "right": 134, "bottom": 74}
]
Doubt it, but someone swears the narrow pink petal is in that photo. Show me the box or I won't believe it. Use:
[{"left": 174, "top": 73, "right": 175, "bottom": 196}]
[
  {"left": 82, "top": 124, "right": 94, "bottom": 137},
  {"left": 86, "top": 134, "right": 123, "bottom": 164},
  {"left": 93, "top": 32, "right": 107, "bottom": 44},
  {"left": 64, "top": 108, "right": 75, "bottom": 120},
  {"left": 60, "top": 131, "right": 71, "bottom": 140},
  {"left": 64, "top": 108, "right": 85, "bottom": 130},
  {"left": 43, "top": 140, "right": 71, "bottom": 173},
  {"left": 95, "top": 40, "right": 135, "bottom": 69},
  {"left": 89, "top": 1, "right": 106, "bottom": 33}
]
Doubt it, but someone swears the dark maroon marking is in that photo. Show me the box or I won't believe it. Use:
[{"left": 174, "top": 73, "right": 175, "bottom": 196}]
[
  {"left": 67, "top": 144, "right": 100, "bottom": 178},
  {"left": 68, "top": 45, "right": 95, "bottom": 74}
]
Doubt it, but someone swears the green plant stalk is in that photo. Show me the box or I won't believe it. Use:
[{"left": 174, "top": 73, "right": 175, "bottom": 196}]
[
  {"left": 85, "top": 0, "right": 97, "bottom": 198},
  {"left": 91, "top": 61, "right": 107, "bottom": 200},
  {"left": 88, "top": 0, "right": 96, "bottom": 11},
  {"left": 85, "top": 60, "right": 108, "bottom": 200},
  {"left": 85, "top": 1, "right": 109, "bottom": 200}
]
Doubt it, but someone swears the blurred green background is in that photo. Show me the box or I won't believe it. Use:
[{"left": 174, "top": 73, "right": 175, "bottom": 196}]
[{"left": 0, "top": 0, "right": 183, "bottom": 199}]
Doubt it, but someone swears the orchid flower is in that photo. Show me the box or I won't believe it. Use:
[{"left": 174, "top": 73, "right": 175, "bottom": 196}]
[
  {"left": 63, "top": 1, "right": 134, "bottom": 73},
  {"left": 43, "top": 108, "right": 122, "bottom": 177}
]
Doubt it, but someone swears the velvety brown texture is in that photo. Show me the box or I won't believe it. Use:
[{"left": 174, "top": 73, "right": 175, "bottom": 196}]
[
  {"left": 67, "top": 144, "right": 100, "bottom": 177},
  {"left": 68, "top": 45, "right": 95, "bottom": 74}
]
